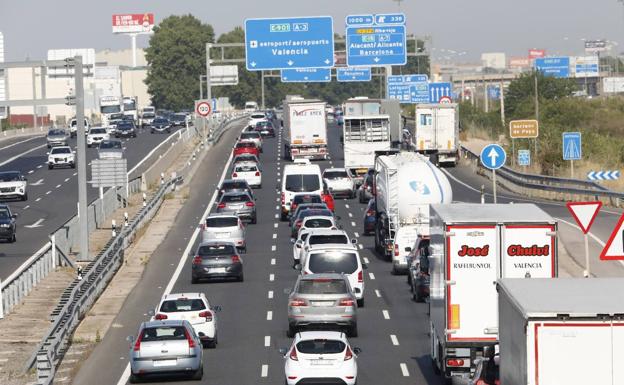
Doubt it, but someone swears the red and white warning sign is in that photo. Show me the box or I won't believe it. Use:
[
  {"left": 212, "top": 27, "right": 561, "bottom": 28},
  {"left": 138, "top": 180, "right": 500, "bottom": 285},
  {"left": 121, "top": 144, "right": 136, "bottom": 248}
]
[
  {"left": 566, "top": 201, "right": 602, "bottom": 234},
  {"left": 195, "top": 100, "right": 212, "bottom": 117},
  {"left": 600, "top": 213, "right": 624, "bottom": 260}
]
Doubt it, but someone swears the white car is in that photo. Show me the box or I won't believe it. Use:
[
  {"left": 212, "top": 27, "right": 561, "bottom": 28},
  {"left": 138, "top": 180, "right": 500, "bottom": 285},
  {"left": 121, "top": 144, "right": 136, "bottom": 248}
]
[
  {"left": 247, "top": 112, "right": 266, "bottom": 127},
  {"left": 68, "top": 117, "right": 90, "bottom": 138},
  {"left": 0, "top": 171, "right": 28, "bottom": 201},
  {"left": 292, "top": 229, "right": 313, "bottom": 268},
  {"left": 48, "top": 146, "right": 76, "bottom": 169},
  {"left": 232, "top": 162, "right": 262, "bottom": 189},
  {"left": 323, "top": 168, "right": 356, "bottom": 199},
  {"left": 201, "top": 214, "right": 247, "bottom": 252},
  {"left": 151, "top": 293, "right": 220, "bottom": 348},
  {"left": 297, "top": 215, "right": 338, "bottom": 238},
  {"left": 282, "top": 331, "right": 360, "bottom": 385},
  {"left": 86, "top": 127, "right": 110, "bottom": 147},
  {"left": 299, "top": 229, "right": 354, "bottom": 267}
]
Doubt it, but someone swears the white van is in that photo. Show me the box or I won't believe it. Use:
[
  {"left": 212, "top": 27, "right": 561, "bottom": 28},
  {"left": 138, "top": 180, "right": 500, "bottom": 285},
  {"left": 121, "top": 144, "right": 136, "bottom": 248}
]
[
  {"left": 245, "top": 101, "right": 259, "bottom": 112},
  {"left": 391, "top": 225, "right": 420, "bottom": 275},
  {"left": 280, "top": 163, "right": 323, "bottom": 221}
]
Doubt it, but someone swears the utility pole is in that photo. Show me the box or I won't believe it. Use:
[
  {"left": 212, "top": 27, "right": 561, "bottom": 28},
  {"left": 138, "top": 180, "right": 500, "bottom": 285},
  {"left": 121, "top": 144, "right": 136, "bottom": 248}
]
[
  {"left": 500, "top": 80, "right": 506, "bottom": 127},
  {"left": 205, "top": 43, "right": 212, "bottom": 141},
  {"left": 261, "top": 71, "right": 265, "bottom": 110},
  {"left": 74, "top": 56, "right": 89, "bottom": 261}
]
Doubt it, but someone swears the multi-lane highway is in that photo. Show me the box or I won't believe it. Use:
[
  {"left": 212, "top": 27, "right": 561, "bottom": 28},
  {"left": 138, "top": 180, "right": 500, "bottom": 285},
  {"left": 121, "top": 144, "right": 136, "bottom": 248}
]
[
  {"left": 71, "top": 117, "right": 624, "bottom": 385},
  {"left": 0, "top": 127, "right": 183, "bottom": 280}
]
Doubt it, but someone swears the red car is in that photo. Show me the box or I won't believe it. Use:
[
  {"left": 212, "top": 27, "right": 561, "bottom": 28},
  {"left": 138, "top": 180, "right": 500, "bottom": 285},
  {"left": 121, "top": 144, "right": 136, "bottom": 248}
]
[{"left": 233, "top": 141, "right": 259, "bottom": 157}]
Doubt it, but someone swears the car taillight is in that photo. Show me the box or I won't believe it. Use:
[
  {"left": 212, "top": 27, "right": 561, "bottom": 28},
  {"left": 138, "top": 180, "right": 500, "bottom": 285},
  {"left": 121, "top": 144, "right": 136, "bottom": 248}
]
[
  {"left": 289, "top": 347, "right": 299, "bottom": 361},
  {"left": 192, "top": 256, "right": 202, "bottom": 265},
  {"left": 255, "top": 171, "right": 260, "bottom": 176},
  {"left": 394, "top": 244, "right": 400, "bottom": 256},
  {"left": 447, "top": 359, "right": 464, "bottom": 367},
  {"left": 295, "top": 220, "right": 303, "bottom": 229},
  {"left": 198, "top": 310, "right": 213, "bottom": 322},
  {"left": 217, "top": 203, "right": 226, "bottom": 209},
  {"left": 281, "top": 192, "right": 285, "bottom": 204},
  {"left": 231, "top": 255, "right": 241, "bottom": 263},
  {"left": 358, "top": 270, "right": 363, "bottom": 283},
  {"left": 232, "top": 172, "right": 238, "bottom": 177},
  {"left": 289, "top": 298, "right": 307, "bottom": 307},
  {"left": 184, "top": 327, "right": 196, "bottom": 349},
  {"left": 338, "top": 298, "right": 355, "bottom": 306},
  {"left": 366, "top": 209, "right": 374, "bottom": 217},
  {"left": 344, "top": 346, "right": 354, "bottom": 361},
  {"left": 245, "top": 201, "right": 255, "bottom": 207},
  {"left": 133, "top": 333, "right": 143, "bottom": 352},
  {"left": 154, "top": 313, "right": 168, "bottom": 320}
]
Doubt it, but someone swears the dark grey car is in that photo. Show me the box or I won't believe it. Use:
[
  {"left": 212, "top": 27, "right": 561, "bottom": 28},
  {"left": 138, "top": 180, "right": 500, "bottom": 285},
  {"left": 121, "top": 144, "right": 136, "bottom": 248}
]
[
  {"left": 216, "top": 191, "right": 257, "bottom": 224},
  {"left": 217, "top": 179, "right": 254, "bottom": 200},
  {"left": 0, "top": 204, "right": 17, "bottom": 243},
  {"left": 191, "top": 241, "right": 243, "bottom": 283}
]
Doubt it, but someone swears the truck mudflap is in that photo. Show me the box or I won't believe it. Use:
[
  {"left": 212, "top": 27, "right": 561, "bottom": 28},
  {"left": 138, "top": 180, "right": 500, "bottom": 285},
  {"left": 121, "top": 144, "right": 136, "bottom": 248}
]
[{"left": 290, "top": 145, "right": 327, "bottom": 160}]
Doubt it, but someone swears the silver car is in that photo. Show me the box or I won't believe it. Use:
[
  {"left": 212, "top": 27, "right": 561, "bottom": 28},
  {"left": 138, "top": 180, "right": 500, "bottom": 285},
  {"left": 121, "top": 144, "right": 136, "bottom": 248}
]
[
  {"left": 97, "top": 139, "right": 124, "bottom": 159},
  {"left": 127, "top": 319, "right": 203, "bottom": 383},
  {"left": 323, "top": 168, "right": 356, "bottom": 199},
  {"left": 215, "top": 191, "right": 257, "bottom": 224},
  {"left": 287, "top": 273, "right": 358, "bottom": 337},
  {"left": 201, "top": 214, "right": 246, "bottom": 252},
  {"left": 46, "top": 128, "right": 69, "bottom": 148}
]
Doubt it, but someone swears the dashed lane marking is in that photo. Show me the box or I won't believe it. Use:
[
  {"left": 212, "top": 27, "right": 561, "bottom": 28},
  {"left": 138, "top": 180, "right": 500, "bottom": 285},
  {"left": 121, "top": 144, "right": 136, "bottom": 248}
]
[
  {"left": 382, "top": 310, "right": 390, "bottom": 319},
  {"left": 400, "top": 363, "right": 410, "bottom": 377},
  {"left": 274, "top": 223, "right": 278, "bottom": 228},
  {"left": 345, "top": 204, "right": 350, "bottom": 209},
  {"left": 363, "top": 257, "right": 369, "bottom": 264},
  {"left": 274, "top": 214, "right": 279, "bottom": 219},
  {"left": 64, "top": 178, "right": 70, "bottom": 182},
  {"left": 37, "top": 165, "right": 42, "bottom": 169},
  {"left": 271, "top": 258, "right": 276, "bottom": 265},
  {"left": 268, "top": 291, "right": 274, "bottom": 299},
  {"left": 23, "top": 205, "right": 30, "bottom": 210},
  {"left": 269, "top": 274, "right": 275, "bottom": 281},
  {"left": 28, "top": 170, "right": 34, "bottom": 174},
  {"left": 369, "top": 272, "right": 376, "bottom": 280},
  {"left": 348, "top": 212, "right": 352, "bottom": 218},
  {"left": 261, "top": 364, "right": 269, "bottom": 377},
  {"left": 271, "top": 245, "right": 276, "bottom": 251},
  {"left": 272, "top": 233, "right": 277, "bottom": 239},
  {"left": 267, "top": 311, "right": 273, "bottom": 320},
  {"left": 264, "top": 336, "right": 271, "bottom": 347},
  {"left": 390, "top": 335, "right": 399, "bottom": 346},
  {"left": 56, "top": 184, "right": 61, "bottom": 188},
  {"left": 45, "top": 190, "right": 51, "bottom": 195},
  {"left": 351, "top": 221, "right": 356, "bottom": 227},
  {"left": 35, "top": 198, "right": 41, "bottom": 202},
  {"left": 358, "top": 244, "right": 363, "bottom": 250},
  {"left": 375, "top": 289, "right": 381, "bottom": 297},
  {"left": 354, "top": 232, "right": 359, "bottom": 237},
  {"left": 275, "top": 205, "right": 279, "bottom": 210}
]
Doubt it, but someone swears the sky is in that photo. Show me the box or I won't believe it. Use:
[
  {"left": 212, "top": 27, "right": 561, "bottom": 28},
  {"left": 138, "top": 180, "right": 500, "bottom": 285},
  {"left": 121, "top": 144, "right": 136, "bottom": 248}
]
[{"left": 1, "top": 0, "right": 623, "bottom": 62}]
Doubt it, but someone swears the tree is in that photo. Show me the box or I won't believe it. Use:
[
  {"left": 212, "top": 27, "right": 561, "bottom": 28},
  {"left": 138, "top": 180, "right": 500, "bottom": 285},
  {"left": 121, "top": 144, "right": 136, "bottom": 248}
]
[
  {"left": 144, "top": 15, "right": 214, "bottom": 110},
  {"left": 505, "top": 71, "right": 577, "bottom": 119}
]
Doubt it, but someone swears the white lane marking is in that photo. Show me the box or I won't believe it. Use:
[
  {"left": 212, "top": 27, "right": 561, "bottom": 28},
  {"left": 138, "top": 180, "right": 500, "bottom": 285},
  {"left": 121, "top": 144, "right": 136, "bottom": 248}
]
[
  {"left": 264, "top": 336, "right": 271, "bottom": 347},
  {"left": 274, "top": 223, "right": 278, "bottom": 228},
  {"left": 271, "top": 245, "right": 276, "bottom": 251},
  {"left": 267, "top": 311, "right": 273, "bottom": 320},
  {"left": 345, "top": 204, "right": 350, "bottom": 209},
  {"left": 272, "top": 233, "right": 277, "bottom": 239},
  {"left": 30, "top": 178, "right": 44, "bottom": 186},
  {"left": 351, "top": 221, "right": 356, "bottom": 227},
  {"left": 0, "top": 143, "right": 46, "bottom": 168},
  {"left": 24, "top": 218, "right": 45, "bottom": 228},
  {"left": 382, "top": 310, "right": 390, "bottom": 319},
  {"left": 261, "top": 364, "right": 269, "bottom": 377},
  {"left": 363, "top": 257, "right": 370, "bottom": 264},
  {"left": 0, "top": 136, "right": 42, "bottom": 151},
  {"left": 23, "top": 205, "right": 30, "bottom": 210},
  {"left": 391, "top": 335, "right": 400, "bottom": 346},
  {"left": 28, "top": 170, "right": 34, "bottom": 174},
  {"left": 277, "top": 172, "right": 281, "bottom": 176},
  {"left": 35, "top": 197, "right": 41, "bottom": 202},
  {"left": 400, "top": 363, "right": 410, "bottom": 377},
  {"left": 55, "top": 184, "right": 61, "bottom": 189},
  {"left": 358, "top": 244, "right": 363, "bottom": 250},
  {"left": 269, "top": 274, "right": 275, "bottom": 281},
  {"left": 276, "top": 197, "right": 279, "bottom": 202},
  {"left": 64, "top": 178, "right": 70, "bottom": 182},
  {"left": 45, "top": 190, "right": 51, "bottom": 195},
  {"left": 277, "top": 178, "right": 281, "bottom": 182},
  {"left": 271, "top": 258, "right": 276, "bottom": 265},
  {"left": 268, "top": 290, "right": 274, "bottom": 299},
  {"left": 72, "top": 172, "right": 77, "bottom": 176},
  {"left": 275, "top": 205, "right": 279, "bottom": 210},
  {"left": 348, "top": 212, "right": 353, "bottom": 218},
  {"left": 375, "top": 289, "right": 381, "bottom": 297},
  {"left": 369, "top": 272, "right": 376, "bottom": 280},
  {"left": 354, "top": 232, "right": 359, "bottom": 238},
  {"left": 274, "top": 214, "right": 279, "bottom": 219}
]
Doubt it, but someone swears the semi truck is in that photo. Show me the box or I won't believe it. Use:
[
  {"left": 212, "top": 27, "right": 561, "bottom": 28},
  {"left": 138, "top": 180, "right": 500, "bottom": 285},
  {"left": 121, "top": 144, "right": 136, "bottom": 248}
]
[
  {"left": 413, "top": 103, "right": 460, "bottom": 166},
  {"left": 373, "top": 151, "right": 453, "bottom": 274},
  {"left": 99, "top": 95, "right": 122, "bottom": 126},
  {"left": 283, "top": 99, "right": 328, "bottom": 161},
  {"left": 498, "top": 278, "right": 624, "bottom": 385},
  {"left": 428, "top": 204, "right": 558, "bottom": 383}
]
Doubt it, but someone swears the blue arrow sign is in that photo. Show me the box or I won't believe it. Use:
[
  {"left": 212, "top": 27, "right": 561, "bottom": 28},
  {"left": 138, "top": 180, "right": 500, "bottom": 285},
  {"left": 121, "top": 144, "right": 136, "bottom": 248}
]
[
  {"left": 518, "top": 149, "right": 531, "bottom": 166},
  {"left": 336, "top": 67, "right": 372, "bottom": 82},
  {"left": 429, "top": 82, "right": 453, "bottom": 103},
  {"left": 281, "top": 68, "right": 331, "bottom": 82},
  {"left": 345, "top": 14, "right": 407, "bottom": 67},
  {"left": 535, "top": 57, "right": 570, "bottom": 78},
  {"left": 587, "top": 170, "right": 621, "bottom": 181},
  {"left": 244, "top": 16, "right": 334, "bottom": 71},
  {"left": 480, "top": 144, "right": 507, "bottom": 170},
  {"left": 387, "top": 74, "right": 429, "bottom": 103},
  {"left": 488, "top": 86, "right": 501, "bottom": 100},
  {"left": 562, "top": 132, "right": 582, "bottom": 160}
]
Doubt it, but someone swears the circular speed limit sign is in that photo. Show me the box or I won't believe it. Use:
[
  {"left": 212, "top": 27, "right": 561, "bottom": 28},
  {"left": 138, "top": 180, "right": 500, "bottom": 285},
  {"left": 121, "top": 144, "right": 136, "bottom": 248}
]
[{"left": 196, "top": 101, "right": 212, "bottom": 117}]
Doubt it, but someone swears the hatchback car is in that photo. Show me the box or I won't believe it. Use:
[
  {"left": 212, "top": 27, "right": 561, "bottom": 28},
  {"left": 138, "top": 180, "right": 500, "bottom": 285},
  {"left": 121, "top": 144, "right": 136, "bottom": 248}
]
[
  {"left": 254, "top": 120, "right": 275, "bottom": 137},
  {"left": 0, "top": 204, "right": 17, "bottom": 243},
  {"left": 232, "top": 162, "right": 262, "bottom": 189},
  {"left": 281, "top": 331, "right": 360, "bottom": 385},
  {"left": 239, "top": 131, "right": 263, "bottom": 152},
  {"left": 290, "top": 209, "right": 334, "bottom": 238},
  {"left": 128, "top": 320, "right": 203, "bottom": 383},
  {"left": 299, "top": 229, "right": 354, "bottom": 267},
  {"left": 46, "top": 128, "right": 69, "bottom": 148},
  {"left": 0, "top": 171, "right": 28, "bottom": 201},
  {"left": 86, "top": 127, "right": 110, "bottom": 147},
  {"left": 297, "top": 215, "right": 338, "bottom": 238},
  {"left": 201, "top": 214, "right": 246, "bottom": 252},
  {"left": 217, "top": 179, "right": 254, "bottom": 201},
  {"left": 233, "top": 141, "right": 259, "bottom": 158},
  {"left": 98, "top": 139, "right": 124, "bottom": 160},
  {"left": 287, "top": 274, "right": 358, "bottom": 337},
  {"left": 151, "top": 293, "right": 220, "bottom": 348},
  {"left": 233, "top": 154, "right": 260, "bottom": 166},
  {"left": 216, "top": 191, "right": 257, "bottom": 224},
  {"left": 150, "top": 117, "right": 172, "bottom": 133},
  {"left": 47, "top": 146, "right": 76, "bottom": 169},
  {"left": 323, "top": 168, "right": 356, "bottom": 199},
  {"left": 116, "top": 121, "right": 137, "bottom": 138},
  {"left": 191, "top": 241, "right": 244, "bottom": 283}
]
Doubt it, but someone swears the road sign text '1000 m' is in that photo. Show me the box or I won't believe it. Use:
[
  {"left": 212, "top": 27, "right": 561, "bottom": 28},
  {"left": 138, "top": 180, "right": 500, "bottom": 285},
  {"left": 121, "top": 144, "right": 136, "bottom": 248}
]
[{"left": 244, "top": 16, "right": 334, "bottom": 71}]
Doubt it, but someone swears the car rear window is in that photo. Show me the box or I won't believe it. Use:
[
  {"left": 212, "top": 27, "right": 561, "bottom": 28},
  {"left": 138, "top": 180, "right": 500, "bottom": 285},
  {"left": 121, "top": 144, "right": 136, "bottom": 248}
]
[
  {"left": 297, "top": 279, "right": 348, "bottom": 294},
  {"left": 222, "top": 181, "right": 249, "bottom": 189},
  {"left": 236, "top": 142, "right": 255, "bottom": 148},
  {"left": 160, "top": 298, "right": 206, "bottom": 312},
  {"left": 140, "top": 326, "right": 188, "bottom": 342},
  {"left": 303, "top": 218, "right": 333, "bottom": 229},
  {"left": 205, "top": 217, "right": 238, "bottom": 228},
  {"left": 221, "top": 194, "right": 250, "bottom": 203},
  {"left": 309, "top": 251, "right": 358, "bottom": 274},
  {"left": 240, "top": 133, "right": 259, "bottom": 139},
  {"left": 235, "top": 164, "right": 258, "bottom": 172},
  {"left": 296, "top": 339, "right": 346, "bottom": 354},
  {"left": 324, "top": 171, "right": 349, "bottom": 179},
  {"left": 197, "top": 244, "right": 236, "bottom": 256},
  {"left": 293, "top": 194, "right": 322, "bottom": 205},
  {"left": 298, "top": 210, "right": 332, "bottom": 220},
  {"left": 100, "top": 141, "right": 122, "bottom": 149},
  {"left": 234, "top": 155, "right": 256, "bottom": 163},
  {"left": 0, "top": 208, "right": 10, "bottom": 219},
  {"left": 285, "top": 174, "right": 320, "bottom": 192},
  {"left": 309, "top": 235, "right": 348, "bottom": 245}
]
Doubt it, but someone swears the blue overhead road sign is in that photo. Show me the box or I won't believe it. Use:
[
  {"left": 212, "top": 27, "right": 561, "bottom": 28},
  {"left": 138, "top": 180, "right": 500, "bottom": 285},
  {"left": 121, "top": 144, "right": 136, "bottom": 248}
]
[
  {"left": 535, "top": 57, "right": 570, "bottom": 78},
  {"left": 429, "top": 82, "right": 453, "bottom": 103},
  {"left": 374, "top": 13, "right": 406, "bottom": 25},
  {"left": 480, "top": 144, "right": 507, "bottom": 170},
  {"left": 345, "top": 15, "right": 374, "bottom": 26},
  {"left": 562, "top": 132, "right": 582, "bottom": 160},
  {"left": 244, "top": 16, "right": 334, "bottom": 70},
  {"left": 336, "top": 67, "right": 372, "bottom": 82},
  {"left": 387, "top": 74, "right": 429, "bottom": 103},
  {"left": 281, "top": 68, "right": 331, "bottom": 82},
  {"left": 345, "top": 13, "right": 407, "bottom": 67}
]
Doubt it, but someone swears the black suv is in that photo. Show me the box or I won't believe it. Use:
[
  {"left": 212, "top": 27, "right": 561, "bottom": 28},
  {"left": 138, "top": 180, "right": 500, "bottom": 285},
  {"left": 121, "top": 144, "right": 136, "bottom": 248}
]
[{"left": 0, "top": 204, "right": 18, "bottom": 243}]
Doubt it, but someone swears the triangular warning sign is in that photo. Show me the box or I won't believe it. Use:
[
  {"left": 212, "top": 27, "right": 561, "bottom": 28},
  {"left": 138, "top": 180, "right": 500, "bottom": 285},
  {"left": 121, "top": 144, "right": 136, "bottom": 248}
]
[
  {"left": 600, "top": 213, "right": 624, "bottom": 260},
  {"left": 566, "top": 201, "right": 602, "bottom": 234}
]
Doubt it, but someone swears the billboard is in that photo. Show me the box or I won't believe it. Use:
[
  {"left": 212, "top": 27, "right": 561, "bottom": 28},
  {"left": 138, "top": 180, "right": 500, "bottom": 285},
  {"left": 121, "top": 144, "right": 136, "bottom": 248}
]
[
  {"left": 528, "top": 49, "right": 546, "bottom": 59},
  {"left": 585, "top": 40, "right": 607, "bottom": 53},
  {"left": 112, "top": 13, "right": 154, "bottom": 34},
  {"left": 574, "top": 56, "right": 599, "bottom": 78},
  {"left": 535, "top": 57, "right": 570, "bottom": 78},
  {"left": 603, "top": 77, "right": 624, "bottom": 93},
  {"left": 509, "top": 57, "right": 530, "bottom": 68}
]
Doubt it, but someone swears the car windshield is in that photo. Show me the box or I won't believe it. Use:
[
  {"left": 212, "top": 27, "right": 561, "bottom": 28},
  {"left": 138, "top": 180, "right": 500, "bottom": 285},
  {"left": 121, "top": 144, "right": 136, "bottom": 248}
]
[
  {"left": 140, "top": 326, "right": 187, "bottom": 342},
  {"left": 235, "top": 164, "right": 257, "bottom": 172},
  {"left": 205, "top": 217, "right": 238, "bottom": 228},
  {"left": 51, "top": 148, "right": 71, "bottom": 154},
  {"left": 297, "top": 278, "right": 348, "bottom": 295},
  {"left": 324, "top": 171, "right": 349, "bottom": 179},
  {"left": 142, "top": 112, "right": 155, "bottom": 118},
  {"left": 309, "top": 251, "right": 358, "bottom": 274},
  {"left": 101, "top": 105, "right": 121, "bottom": 114},
  {"left": 293, "top": 194, "right": 322, "bottom": 205},
  {"left": 99, "top": 141, "right": 122, "bottom": 150},
  {"left": 0, "top": 208, "right": 10, "bottom": 219},
  {"left": 197, "top": 244, "right": 236, "bottom": 256},
  {"left": 222, "top": 194, "right": 250, "bottom": 203},
  {"left": 160, "top": 298, "right": 206, "bottom": 312},
  {"left": 236, "top": 142, "right": 255, "bottom": 148},
  {"left": 117, "top": 122, "right": 134, "bottom": 129},
  {"left": 110, "top": 113, "right": 124, "bottom": 120},
  {"left": 251, "top": 113, "right": 264, "bottom": 119},
  {"left": 256, "top": 121, "right": 270, "bottom": 127},
  {"left": 285, "top": 174, "right": 320, "bottom": 192},
  {"left": 296, "top": 339, "right": 346, "bottom": 354},
  {"left": 90, "top": 128, "right": 107, "bottom": 134},
  {"left": 303, "top": 218, "right": 333, "bottom": 229},
  {"left": 48, "top": 129, "right": 65, "bottom": 136},
  {"left": 0, "top": 172, "right": 20, "bottom": 181},
  {"left": 173, "top": 114, "right": 186, "bottom": 120},
  {"left": 309, "top": 234, "right": 348, "bottom": 245}
]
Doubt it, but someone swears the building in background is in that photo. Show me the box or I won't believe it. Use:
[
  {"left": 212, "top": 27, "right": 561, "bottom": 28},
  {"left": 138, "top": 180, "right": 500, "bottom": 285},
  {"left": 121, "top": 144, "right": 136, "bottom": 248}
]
[{"left": 481, "top": 53, "right": 506, "bottom": 70}]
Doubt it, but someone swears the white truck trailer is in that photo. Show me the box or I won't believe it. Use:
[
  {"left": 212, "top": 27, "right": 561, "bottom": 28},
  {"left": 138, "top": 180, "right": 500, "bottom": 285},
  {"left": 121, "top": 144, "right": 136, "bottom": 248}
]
[
  {"left": 414, "top": 103, "right": 460, "bottom": 166},
  {"left": 373, "top": 152, "right": 453, "bottom": 274},
  {"left": 99, "top": 95, "right": 122, "bottom": 126},
  {"left": 498, "top": 278, "right": 624, "bottom": 385},
  {"left": 428, "top": 204, "right": 557, "bottom": 383},
  {"left": 283, "top": 99, "right": 328, "bottom": 161}
]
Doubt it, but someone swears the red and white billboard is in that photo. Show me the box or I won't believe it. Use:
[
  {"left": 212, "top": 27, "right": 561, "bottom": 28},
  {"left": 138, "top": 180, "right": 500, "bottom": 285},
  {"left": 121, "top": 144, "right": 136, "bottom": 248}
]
[
  {"left": 509, "top": 56, "right": 530, "bottom": 68},
  {"left": 528, "top": 49, "right": 546, "bottom": 59},
  {"left": 112, "top": 13, "right": 154, "bottom": 34}
]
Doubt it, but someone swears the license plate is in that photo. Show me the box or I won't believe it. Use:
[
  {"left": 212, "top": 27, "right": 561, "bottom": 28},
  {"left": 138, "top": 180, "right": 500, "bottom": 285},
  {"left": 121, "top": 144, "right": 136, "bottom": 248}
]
[
  {"left": 215, "top": 232, "right": 229, "bottom": 238},
  {"left": 210, "top": 267, "right": 227, "bottom": 273},
  {"left": 310, "top": 359, "right": 333, "bottom": 366},
  {"left": 311, "top": 301, "right": 334, "bottom": 307},
  {"left": 153, "top": 359, "right": 177, "bottom": 367}
]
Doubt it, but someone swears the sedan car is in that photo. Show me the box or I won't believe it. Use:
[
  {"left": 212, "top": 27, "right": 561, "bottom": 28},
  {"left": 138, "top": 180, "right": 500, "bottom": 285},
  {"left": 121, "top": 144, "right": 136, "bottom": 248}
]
[
  {"left": 115, "top": 121, "right": 137, "bottom": 138},
  {"left": 232, "top": 162, "right": 262, "bottom": 189},
  {"left": 86, "top": 127, "right": 110, "bottom": 148},
  {"left": 0, "top": 204, "right": 17, "bottom": 243},
  {"left": 0, "top": 171, "right": 28, "bottom": 201},
  {"left": 151, "top": 293, "right": 220, "bottom": 348},
  {"left": 233, "top": 141, "right": 259, "bottom": 158},
  {"left": 150, "top": 117, "right": 172, "bottom": 134},
  {"left": 281, "top": 331, "right": 360, "bottom": 385},
  {"left": 201, "top": 214, "right": 246, "bottom": 252},
  {"left": 170, "top": 113, "right": 187, "bottom": 128},
  {"left": 128, "top": 320, "right": 203, "bottom": 383},
  {"left": 47, "top": 146, "right": 76, "bottom": 169},
  {"left": 216, "top": 191, "right": 257, "bottom": 224},
  {"left": 46, "top": 128, "right": 69, "bottom": 148},
  {"left": 191, "top": 241, "right": 243, "bottom": 283},
  {"left": 239, "top": 131, "right": 263, "bottom": 152},
  {"left": 98, "top": 139, "right": 124, "bottom": 160},
  {"left": 323, "top": 168, "right": 356, "bottom": 198},
  {"left": 217, "top": 179, "right": 254, "bottom": 201},
  {"left": 287, "top": 274, "right": 358, "bottom": 337},
  {"left": 140, "top": 112, "right": 156, "bottom": 128}
]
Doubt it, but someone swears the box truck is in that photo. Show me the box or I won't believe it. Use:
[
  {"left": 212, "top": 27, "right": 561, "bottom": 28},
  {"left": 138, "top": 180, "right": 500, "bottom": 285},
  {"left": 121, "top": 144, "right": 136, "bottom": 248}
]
[
  {"left": 428, "top": 204, "right": 557, "bottom": 383},
  {"left": 414, "top": 103, "right": 459, "bottom": 166},
  {"left": 283, "top": 99, "right": 328, "bottom": 161},
  {"left": 374, "top": 152, "right": 453, "bottom": 274},
  {"left": 498, "top": 278, "right": 624, "bottom": 385}
]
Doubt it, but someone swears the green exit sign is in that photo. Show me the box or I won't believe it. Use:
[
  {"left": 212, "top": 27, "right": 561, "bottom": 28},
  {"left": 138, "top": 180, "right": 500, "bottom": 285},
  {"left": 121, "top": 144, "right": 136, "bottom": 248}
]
[{"left": 270, "top": 23, "right": 291, "bottom": 32}]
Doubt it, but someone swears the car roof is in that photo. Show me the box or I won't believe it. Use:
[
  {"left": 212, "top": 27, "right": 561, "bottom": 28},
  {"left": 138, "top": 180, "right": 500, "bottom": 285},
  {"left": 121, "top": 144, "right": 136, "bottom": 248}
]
[
  {"left": 221, "top": 191, "right": 251, "bottom": 197},
  {"left": 197, "top": 240, "right": 237, "bottom": 247},
  {"left": 295, "top": 331, "right": 346, "bottom": 342},
  {"left": 301, "top": 211, "right": 333, "bottom": 218},
  {"left": 221, "top": 179, "right": 251, "bottom": 186},
  {"left": 306, "top": 229, "right": 349, "bottom": 237},
  {"left": 323, "top": 168, "right": 347, "bottom": 173},
  {"left": 206, "top": 213, "right": 239, "bottom": 219},
  {"left": 143, "top": 319, "right": 188, "bottom": 328},
  {"left": 234, "top": 161, "right": 258, "bottom": 167},
  {"left": 50, "top": 146, "right": 72, "bottom": 150},
  {"left": 162, "top": 292, "right": 206, "bottom": 302},
  {"left": 298, "top": 272, "right": 347, "bottom": 281},
  {"left": 307, "top": 244, "right": 358, "bottom": 252}
]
